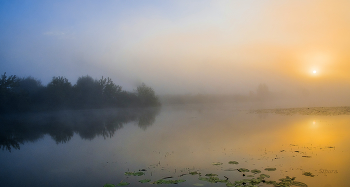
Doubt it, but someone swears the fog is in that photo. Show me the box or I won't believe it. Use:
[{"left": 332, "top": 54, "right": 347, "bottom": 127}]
[{"left": 1, "top": 0, "right": 350, "bottom": 107}]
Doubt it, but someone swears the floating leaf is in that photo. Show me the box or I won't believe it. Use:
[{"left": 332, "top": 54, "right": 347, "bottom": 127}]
[
  {"left": 302, "top": 156, "right": 312, "bottom": 158},
  {"left": 139, "top": 179, "right": 151, "bottom": 183},
  {"left": 152, "top": 179, "right": 186, "bottom": 184},
  {"left": 259, "top": 174, "right": 270, "bottom": 179},
  {"left": 265, "top": 176, "right": 307, "bottom": 187},
  {"left": 237, "top": 168, "right": 250, "bottom": 172},
  {"left": 228, "top": 161, "right": 239, "bottom": 164},
  {"left": 103, "top": 184, "right": 115, "bottom": 187},
  {"left": 116, "top": 182, "right": 130, "bottom": 186},
  {"left": 251, "top": 169, "right": 261, "bottom": 174},
  {"left": 124, "top": 171, "right": 144, "bottom": 176},
  {"left": 205, "top": 173, "right": 218, "bottom": 177},
  {"left": 264, "top": 168, "right": 276, "bottom": 171},
  {"left": 199, "top": 176, "right": 227, "bottom": 183},
  {"left": 302, "top": 172, "right": 315, "bottom": 177}
]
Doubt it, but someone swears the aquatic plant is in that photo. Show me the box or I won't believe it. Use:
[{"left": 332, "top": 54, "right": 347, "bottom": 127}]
[
  {"left": 152, "top": 179, "right": 186, "bottom": 184},
  {"left": 302, "top": 172, "right": 315, "bottom": 177},
  {"left": 116, "top": 182, "right": 130, "bottom": 186},
  {"left": 124, "top": 171, "right": 144, "bottom": 176},
  {"left": 237, "top": 168, "right": 250, "bottom": 172},
  {"left": 265, "top": 176, "right": 307, "bottom": 187},
  {"left": 103, "top": 184, "right": 115, "bottom": 187},
  {"left": 264, "top": 168, "right": 276, "bottom": 171},
  {"left": 228, "top": 161, "right": 239, "bottom": 164},
  {"left": 198, "top": 176, "right": 227, "bottom": 183},
  {"left": 205, "top": 173, "right": 218, "bottom": 176},
  {"left": 259, "top": 174, "right": 270, "bottom": 179},
  {"left": 250, "top": 169, "right": 261, "bottom": 174},
  {"left": 139, "top": 179, "right": 151, "bottom": 183}
]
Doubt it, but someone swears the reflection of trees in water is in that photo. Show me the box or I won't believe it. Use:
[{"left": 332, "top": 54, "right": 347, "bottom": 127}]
[{"left": 0, "top": 107, "right": 160, "bottom": 152}]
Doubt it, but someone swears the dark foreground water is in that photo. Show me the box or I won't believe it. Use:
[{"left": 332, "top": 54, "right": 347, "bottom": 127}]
[{"left": 0, "top": 105, "right": 349, "bottom": 187}]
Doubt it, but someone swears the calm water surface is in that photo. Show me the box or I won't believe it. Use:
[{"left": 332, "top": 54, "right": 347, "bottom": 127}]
[{"left": 0, "top": 105, "right": 349, "bottom": 187}]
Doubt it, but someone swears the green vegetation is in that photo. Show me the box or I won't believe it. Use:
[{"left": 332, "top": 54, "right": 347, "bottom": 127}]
[
  {"left": 205, "top": 173, "right": 218, "bottom": 176},
  {"left": 237, "top": 168, "right": 250, "bottom": 172},
  {"left": 250, "top": 169, "right": 261, "bottom": 174},
  {"left": 116, "top": 182, "right": 130, "bottom": 186},
  {"left": 103, "top": 184, "right": 115, "bottom": 187},
  {"left": 199, "top": 176, "right": 227, "bottom": 183},
  {"left": 265, "top": 176, "right": 308, "bottom": 187},
  {"left": 265, "top": 168, "right": 277, "bottom": 171},
  {"left": 139, "top": 179, "right": 151, "bottom": 183},
  {"left": 124, "top": 171, "right": 145, "bottom": 176},
  {"left": 109, "top": 165, "right": 308, "bottom": 187},
  {"left": 0, "top": 72, "right": 160, "bottom": 113},
  {"left": 302, "top": 172, "right": 315, "bottom": 177},
  {"left": 152, "top": 179, "right": 186, "bottom": 184},
  {"left": 228, "top": 161, "right": 239, "bottom": 164}
]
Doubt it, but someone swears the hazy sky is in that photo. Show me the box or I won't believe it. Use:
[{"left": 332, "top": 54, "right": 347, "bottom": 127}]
[{"left": 1, "top": 0, "right": 350, "bottom": 97}]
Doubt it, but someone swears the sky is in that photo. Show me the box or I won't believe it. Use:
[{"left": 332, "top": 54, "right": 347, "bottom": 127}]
[{"left": 1, "top": 0, "right": 350, "bottom": 104}]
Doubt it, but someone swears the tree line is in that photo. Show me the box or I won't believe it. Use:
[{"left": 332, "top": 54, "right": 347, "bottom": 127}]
[{"left": 0, "top": 72, "right": 160, "bottom": 113}]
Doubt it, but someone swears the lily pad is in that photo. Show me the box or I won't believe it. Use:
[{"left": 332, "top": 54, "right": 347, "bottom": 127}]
[
  {"left": 264, "top": 168, "right": 276, "bottom": 171},
  {"left": 237, "top": 168, "right": 250, "bottom": 172},
  {"left": 124, "top": 171, "right": 145, "bottom": 176},
  {"left": 212, "top": 162, "right": 223, "bottom": 165},
  {"left": 251, "top": 169, "right": 261, "bottom": 174},
  {"left": 302, "top": 172, "right": 315, "bottom": 177},
  {"left": 266, "top": 176, "right": 307, "bottom": 187},
  {"left": 116, "top": 182, "right": 130, "bottom": 186},
  {"left": 152, "top": 179, "right": 186, "bottom": 184},
  {"left": 259, "top": 174, "right": 270, "bottom": 179},
  {"left": 139, "top": 179, "right": 151, "bottom": 183},
  {"left": 233, "top": 178, "right": 262, "bottom": 186},
  {"left": 103, "top": 184, "right": 115, "bottom": 187},
  {"left": 205, "top": 173, "right": 218, "bottom": 176},
  {"left": 199, "top": 176, "right": 227, "bottom": 183},
  {"left": 228, "top": 161, "right": 239, "bottom": 164}
]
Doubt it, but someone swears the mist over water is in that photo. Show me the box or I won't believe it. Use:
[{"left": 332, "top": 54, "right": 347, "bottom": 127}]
[
  {"left": 1, "top": 105, "right": 350, "bottom": 187},
  {"left": 1, "top": 1, "right": 350, "bottom": 187}
]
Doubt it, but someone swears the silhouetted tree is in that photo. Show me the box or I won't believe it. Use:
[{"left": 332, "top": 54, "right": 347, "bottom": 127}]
[
  {"left": 13, "top": 77, "right": 45, "bottom": 111},
  {"left": 73, "top": 75, "right": 103, "bottom": 109},
  {"left": 0, "top": 72, "right": 20, "bottom": 112},
  {"left": 0, "top": 72, "right": 161, "bottom": 114},
  {"left": 99, "top": 76, "right": 122, "bottom": 106},
  {"left": 136, "top": 83, "right": 160, "bottom": 107},
  {"left": 46, "top": 76, "right": 73, "bottom": 110}
]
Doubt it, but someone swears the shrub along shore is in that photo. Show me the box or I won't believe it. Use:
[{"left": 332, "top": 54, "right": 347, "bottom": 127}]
[{"left": 0, "top": 72, "right": 160, "bottom": 113}]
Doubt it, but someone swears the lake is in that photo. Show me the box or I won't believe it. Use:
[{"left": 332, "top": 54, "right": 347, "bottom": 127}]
[{"left": 0, "top": 104, "right": 349, "bottom": 187}]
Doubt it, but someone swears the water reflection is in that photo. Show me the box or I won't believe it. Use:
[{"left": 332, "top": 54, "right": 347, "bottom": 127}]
[{"left": 0, "top": 107, "right": 160, "bottom": 152}]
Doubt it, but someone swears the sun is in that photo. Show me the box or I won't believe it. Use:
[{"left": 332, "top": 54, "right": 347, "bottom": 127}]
[{"left": 313, "top": 70, "right": 317, "bottom": 74}]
